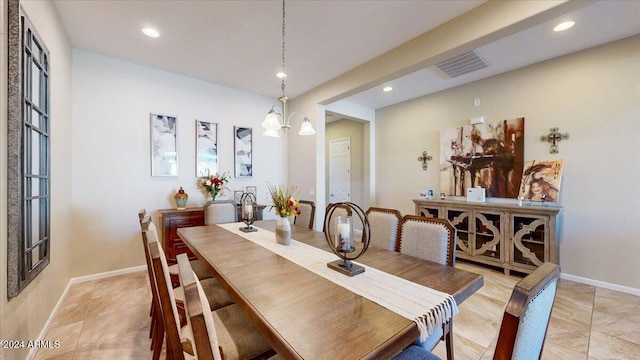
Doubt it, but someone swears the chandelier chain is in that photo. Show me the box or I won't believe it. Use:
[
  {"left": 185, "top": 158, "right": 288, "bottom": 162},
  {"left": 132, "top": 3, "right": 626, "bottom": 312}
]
[{"left": 281, "top": 0, "right": 286, "bottom": 97}]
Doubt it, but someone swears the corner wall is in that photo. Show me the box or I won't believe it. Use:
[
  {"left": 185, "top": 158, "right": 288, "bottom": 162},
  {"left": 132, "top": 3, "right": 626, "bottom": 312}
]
[{"left": 375, "top": 35, "right": 640, "bottom": 290}]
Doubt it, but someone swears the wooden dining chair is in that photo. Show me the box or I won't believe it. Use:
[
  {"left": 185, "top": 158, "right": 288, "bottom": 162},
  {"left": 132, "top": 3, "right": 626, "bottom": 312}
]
[
  {"left": 365, "top": 207, "right": 402, "bottom": 250},
  {"left": 322, "top": 203, "right": 350, "bottom": 234},
  {"left": 177, "top": 253, "right": 275, "bottom": 360},
  {"left": 493, "top": 262, "right": 560, "bottom": 360},
  {"left": 396, "top": 215, "right": 456, "bottom": 266},
  {"left": 393, "top": 262, "right": 560, "bottom": 360},
  {"left": 204, "top": 200, "right": 237, "bottom": 225},
  {"left": 294, "top": 200, "right": 315, "bottom": 229},
  {"left": 396, "top": 215, "right": 457, "bottom": 359},
  {"left": 142, "top": 214, "right": 234, "bottom": 358},
  {"left": 139, "top": 211, "right": 164, "bottom": 359}
]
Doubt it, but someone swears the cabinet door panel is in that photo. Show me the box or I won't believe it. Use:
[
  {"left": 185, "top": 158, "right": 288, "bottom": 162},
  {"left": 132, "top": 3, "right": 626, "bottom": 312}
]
[
  {"left": 446, "top": 208, "right": 471, "bottom": 255},
  {"left": 511, "top": 215, "right": 548, "bottom": 268},
  {"left": 473, "top": 211, "right": 503, "bottom": 262},
  {"left": 418, "top": 205, "right": 440, "bottom": 218}
]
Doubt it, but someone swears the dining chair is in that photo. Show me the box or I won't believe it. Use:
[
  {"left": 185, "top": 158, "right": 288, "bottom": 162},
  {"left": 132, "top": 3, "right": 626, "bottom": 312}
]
[
  {"left": 177, "top": 253, "right": 276, "bottom": 360},
  {"left": 393, "top": 262, "right": 560, "bottom": 360},
  {"left": 322, "top": 203, "right": 350, "bottom": 234},
  {"left": 294, "top": 200, "right": 315, "bottom": 229},
  {"left": 493, "top": 262, "right": 560, "bottom": 360},
  {"left": 396, "top": 215, "right": 457, "bottom": 359},
  {"left": 139, "top": 211, "right": 164, "bottom": 359},
  {"left": 141, "top": 214, "right": 234, "bottom": 358},
  {"left": 365, "top": 207, "right": 402, "bottom": 250},
  {"left": 204, "top": 200, "right": 237, "bottom": 225},
  {"left": 396, "top": 215, "right": 456, "bottom": 266}
]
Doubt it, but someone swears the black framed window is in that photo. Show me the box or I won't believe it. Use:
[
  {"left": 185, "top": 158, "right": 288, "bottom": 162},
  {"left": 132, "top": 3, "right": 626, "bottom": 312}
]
[{"left": 7, "top": 1, "right": 51, "bottom": 297}]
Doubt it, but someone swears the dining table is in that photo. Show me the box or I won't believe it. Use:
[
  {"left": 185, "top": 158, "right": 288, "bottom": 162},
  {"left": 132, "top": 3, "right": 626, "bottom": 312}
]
[{"left": 177, "top": 220, "right": 483, "bottom": 360}]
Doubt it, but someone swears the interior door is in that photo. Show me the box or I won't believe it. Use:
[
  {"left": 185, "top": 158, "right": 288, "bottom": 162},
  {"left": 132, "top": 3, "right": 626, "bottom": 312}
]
[{"left": 329, "top": 137, "right": 351, "bottom": 203}]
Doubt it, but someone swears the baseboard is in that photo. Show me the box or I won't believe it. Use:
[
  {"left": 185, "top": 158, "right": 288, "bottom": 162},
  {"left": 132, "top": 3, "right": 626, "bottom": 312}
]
[
  {"left": 560, "top": 272, "right": 640, "bottom": 296},
  {"left": 69, "top": 265, "right": 146, "bottom": 285},
  {"left": 25, "top": 265, "right": 147, "bottom": 360}
]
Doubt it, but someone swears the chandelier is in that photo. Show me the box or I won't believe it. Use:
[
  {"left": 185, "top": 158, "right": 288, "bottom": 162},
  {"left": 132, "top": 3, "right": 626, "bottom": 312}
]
[{"left": 261, "top": 0, "right": 316, "bottom": 137}]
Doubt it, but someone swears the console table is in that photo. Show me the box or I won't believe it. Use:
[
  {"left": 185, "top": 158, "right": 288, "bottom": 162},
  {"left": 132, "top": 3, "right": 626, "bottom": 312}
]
[
  {"left": 159, "top": 204, "right": 266, "bottom": 264},
  {"left": 413, "top": 199, "right": 561, "bottom": 275}
]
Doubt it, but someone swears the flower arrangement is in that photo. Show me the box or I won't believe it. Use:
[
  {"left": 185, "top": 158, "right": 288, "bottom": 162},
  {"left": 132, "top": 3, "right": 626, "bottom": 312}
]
[
  {"left": 199, "top": 170, "right": 230, "bottom": 200},
  {"left": 267, "top": 184, "right": 300, "bottom": 217}
]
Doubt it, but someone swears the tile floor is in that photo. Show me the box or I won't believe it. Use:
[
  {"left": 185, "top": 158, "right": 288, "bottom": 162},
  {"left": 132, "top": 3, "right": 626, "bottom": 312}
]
[{"left": 33, "top": 262, "right": 640, "bottom": 359}]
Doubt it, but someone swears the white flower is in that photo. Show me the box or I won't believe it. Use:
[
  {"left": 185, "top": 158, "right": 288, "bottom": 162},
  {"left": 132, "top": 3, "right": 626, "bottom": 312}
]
[{"left": 205, "top": 180, "right": 212, "bottom": 186}]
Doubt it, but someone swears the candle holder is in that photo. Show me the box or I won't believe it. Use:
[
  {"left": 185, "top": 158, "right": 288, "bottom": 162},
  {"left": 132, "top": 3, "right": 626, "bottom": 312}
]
[
  {"left": 324, "top": 202, "right": 370, "bottom": 277},
  {"left": 239, "top": 192, "right": 258, "bottom": 233}
]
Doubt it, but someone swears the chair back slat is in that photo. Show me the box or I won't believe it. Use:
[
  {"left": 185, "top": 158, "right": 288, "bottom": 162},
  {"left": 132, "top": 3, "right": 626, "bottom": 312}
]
[
  {"left": 295, "top": 200, "right": 316, "bottom": 229},
  {"left": 204, "top": 200, "right": 237, "bottom": 225},
  {"left": 178, "top": 254, "right": 223, "bottom": 360},
  {"left": 396, "top": 215, "right": 456, "bottom": 266},
  {"left": 494, "top": 262, "right": 560, "bottom": 360},
  {"left": 146, "top": 226, "right": 186, "bottom": 360},
  {"left": 365, "top": 207, "right": 402, "bottom": 251}
]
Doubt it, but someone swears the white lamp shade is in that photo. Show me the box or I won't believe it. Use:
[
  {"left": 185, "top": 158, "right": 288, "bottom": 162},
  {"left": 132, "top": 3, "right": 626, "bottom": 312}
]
[
  {"left": 261, "top": 111, "right": 281, "bottom": 130},
  {"left": 298, "top": 118, "right": 316, "bottom": 135},
  {"left": 263, "top": 128, "right": 280, "bottom": 138}
]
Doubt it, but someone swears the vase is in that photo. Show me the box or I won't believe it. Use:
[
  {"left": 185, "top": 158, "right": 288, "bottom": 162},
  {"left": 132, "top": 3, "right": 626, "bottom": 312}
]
[
  {"left": 276, "top": 216, "right": 291, "bottom": 245},
  {"left": 175, "top": 187, "right": 188, "bottom": 210}
]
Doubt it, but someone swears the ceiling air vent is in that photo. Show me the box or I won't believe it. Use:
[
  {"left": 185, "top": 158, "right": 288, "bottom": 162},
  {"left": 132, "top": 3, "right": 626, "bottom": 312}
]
[{"left": 434, "top": 50, "right": 489, "bottom": 78}]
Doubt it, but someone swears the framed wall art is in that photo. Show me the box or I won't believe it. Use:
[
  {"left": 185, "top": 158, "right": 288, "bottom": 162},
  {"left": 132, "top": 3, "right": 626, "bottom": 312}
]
[
  {"left": 150, "top": 113, "right": 178, "bottom": 176},
  {"left": 196, "top": 120, "right": 218, "bottom": 176},
  {"left": 234, "top": 126, "right": 253, "bottom": 177},
  {"left": 518, "top": 159, "right": 564, "bottom": 202},
  {"left": 440, "top": 117, "right": 525, "bottom": 198}
]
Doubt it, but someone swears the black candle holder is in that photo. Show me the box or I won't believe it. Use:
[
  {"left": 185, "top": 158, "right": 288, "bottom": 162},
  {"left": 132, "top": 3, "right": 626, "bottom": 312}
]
[
  {"left": 324, "top": 202, "right": 370, "bottom": 276},
  {"left": 239, "top": 192, "right": 258, "bottom": 233}
]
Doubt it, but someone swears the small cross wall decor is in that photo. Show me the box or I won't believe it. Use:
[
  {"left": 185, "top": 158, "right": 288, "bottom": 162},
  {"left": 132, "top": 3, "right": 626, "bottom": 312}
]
[
  {"left": 540, "top": 127, "right": 569, "bottom": 154},
  {"left": 418, "top": 151, "right": 433, "bottom": 171}
]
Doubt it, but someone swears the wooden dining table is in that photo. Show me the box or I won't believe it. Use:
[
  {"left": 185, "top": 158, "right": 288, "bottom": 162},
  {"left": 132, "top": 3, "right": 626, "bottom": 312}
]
[{"left": 177, "top": 220, "right": 483, "bottom": 360}]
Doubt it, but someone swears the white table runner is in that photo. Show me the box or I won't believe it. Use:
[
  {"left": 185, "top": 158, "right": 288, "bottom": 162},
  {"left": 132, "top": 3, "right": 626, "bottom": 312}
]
[{"left": 219, "top": 223, "right": 458, "bottom": 341}]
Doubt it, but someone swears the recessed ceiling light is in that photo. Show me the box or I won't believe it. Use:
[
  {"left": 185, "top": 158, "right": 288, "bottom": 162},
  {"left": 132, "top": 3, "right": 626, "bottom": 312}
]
[
  {"left": 382, "top": 86, "right": 393, "bottom": 92},
  {"left": 276, "top": 72, "right": 287, "bottom": 79},
  {"left": 142, "top": 27, "right": 160, "bottom": 38},
  {"left": 553, "top": 21, "right": 575, "bottom": 32}
]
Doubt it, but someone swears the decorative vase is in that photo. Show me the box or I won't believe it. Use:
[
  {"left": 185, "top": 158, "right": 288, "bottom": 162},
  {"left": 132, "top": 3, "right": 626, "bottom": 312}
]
[
  {"left": 276, "top": 216, "right": 291, "bottom": 245},
  {"left": 175, "top": 187, "right": 188, "bottom": 210}
]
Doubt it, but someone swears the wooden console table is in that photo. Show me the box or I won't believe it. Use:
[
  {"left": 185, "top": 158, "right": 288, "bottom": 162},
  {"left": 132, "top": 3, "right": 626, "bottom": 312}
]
[
  {"left": 159, "top": 204, "right": 266, "bottom": 264},
  {"left": 413, "top": 199, "right": 561, "bottom": 275}
]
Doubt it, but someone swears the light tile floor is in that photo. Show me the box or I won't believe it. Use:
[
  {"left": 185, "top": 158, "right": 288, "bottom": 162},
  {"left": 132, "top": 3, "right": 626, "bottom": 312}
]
[{"left": 34, "top": 262, "right": 640, "bottom": 359}]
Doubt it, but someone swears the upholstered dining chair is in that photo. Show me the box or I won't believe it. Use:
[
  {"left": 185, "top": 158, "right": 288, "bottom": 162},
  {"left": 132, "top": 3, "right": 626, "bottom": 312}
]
[
  {"left": 204, "top": 200, "right": 237, "bottom": 225},
  {"left": 177, "top": 253, "right": 276, "bottom": 360},
  {"left": 365, "top": 207, "right": 402, "bottom": 250},
  {"left": 294, "top": 200, "right": 316, "bottom": 229},
  {"left": 322, "top": 203, "right": 350, "bottom": 234},
  {"left": 392, "top": 262, "right": 560, "bottom": 360},
  {"left": 141, "top": 214, "right": 234, "bottom": 358},
  {"left": 396, "top": 215, "right": 457, "bottom": 359}
]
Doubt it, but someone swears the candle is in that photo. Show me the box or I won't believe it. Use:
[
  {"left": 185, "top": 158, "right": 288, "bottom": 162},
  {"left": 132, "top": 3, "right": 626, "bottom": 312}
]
[
  {"left": 243, "top": 204, "right": 253, "bottom": 220},
  {"left": 336, "top": 222, "right": 351, "bottom": 250}
]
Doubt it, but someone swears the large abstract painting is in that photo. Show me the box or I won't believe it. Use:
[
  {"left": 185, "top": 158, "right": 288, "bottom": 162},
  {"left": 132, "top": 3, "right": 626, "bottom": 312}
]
[
  {"left": 440, "top": 117, "right": 525, "bottom": 198},
  {"left": 518, "top": 159, "right": 564, "bottom": 202},
  {"left": 234, "top": 126, "right": 252, "bottom": 177}
]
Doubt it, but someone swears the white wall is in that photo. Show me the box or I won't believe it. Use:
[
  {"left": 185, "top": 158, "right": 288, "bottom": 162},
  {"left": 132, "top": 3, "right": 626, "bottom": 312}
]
[
  {"left": 1, "top": 1, "right": 73, "bottom": 359},
  {"left": 70, "top": 50, "right": 286, "bottom": 276},
  {"left": 375, "top": 36, "right": 640, "bottom": 291}
]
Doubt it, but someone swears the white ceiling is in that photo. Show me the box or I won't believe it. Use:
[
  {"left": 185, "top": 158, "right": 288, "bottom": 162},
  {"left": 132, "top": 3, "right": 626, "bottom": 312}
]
[{"left": 52, "top": 0, "right": 640, "bottom": 110}]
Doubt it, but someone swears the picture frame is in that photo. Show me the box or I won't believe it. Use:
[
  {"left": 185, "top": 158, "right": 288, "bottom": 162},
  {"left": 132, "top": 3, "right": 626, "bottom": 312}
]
[
  {"left": 196, "top": 120, "right": 218, "bottom": 177},
  {"left": 150, "top": 113, "right": 178, "bottom": 176},
  {"left": 246, "top": 186, "right": 257, "bottom": 198},
  {"left": 233, "top": 190, "right": 244, "bottom": 204},
  {"left": 234, "top": 126, "right": 253, "bottom": 177}
]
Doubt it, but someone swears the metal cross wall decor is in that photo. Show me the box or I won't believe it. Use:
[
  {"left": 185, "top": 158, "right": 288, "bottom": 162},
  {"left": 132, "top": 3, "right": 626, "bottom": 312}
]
[
  {"left": 540, "top": 127, "right": 569, "bottom": 154},
  {"left": 418, "top": 151, "right": 432, "bottom": 170}
]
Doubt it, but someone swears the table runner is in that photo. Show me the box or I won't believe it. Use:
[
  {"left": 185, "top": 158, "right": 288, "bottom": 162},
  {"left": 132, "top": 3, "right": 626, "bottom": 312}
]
[{"left": 218, "top": 223, "right": 458, "bottom": 341}]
